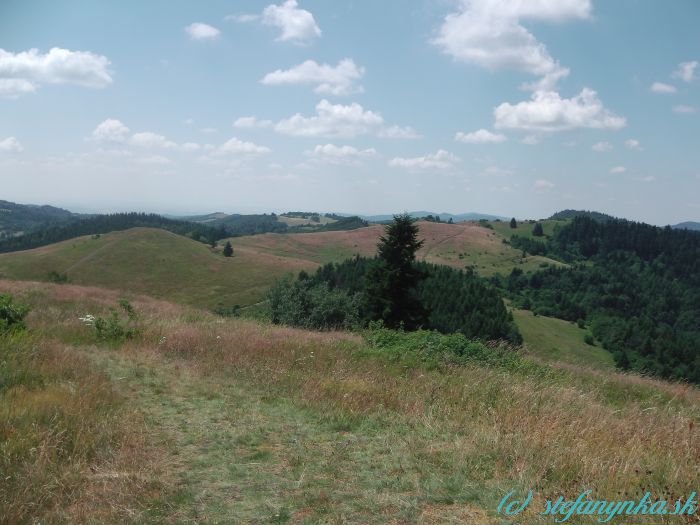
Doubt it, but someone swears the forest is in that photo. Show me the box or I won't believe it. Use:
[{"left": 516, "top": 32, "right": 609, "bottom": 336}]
[{"left": 502, "top": 216, "right": 700, "bottom": 382}]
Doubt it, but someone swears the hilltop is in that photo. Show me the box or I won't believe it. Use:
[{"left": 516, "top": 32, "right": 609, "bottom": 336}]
[{"left": 0, "top": 199, "right": 77, "bottom": 238}]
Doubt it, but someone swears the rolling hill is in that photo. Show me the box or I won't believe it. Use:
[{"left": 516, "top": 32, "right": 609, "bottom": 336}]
[{"left": 0, "top": 199, "right": 78, "bottom": 238}]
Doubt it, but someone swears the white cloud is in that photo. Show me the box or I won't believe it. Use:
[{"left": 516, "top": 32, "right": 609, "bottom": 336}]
[
  {"left": 275, "top": 99, "right": 383, "bottom": 138},
  {"left": 592, "top": 141, "right": 612, "bottom": 152},
  {"left": 217, "top": 137, "right": 271, "bottom": 155},
  {"left": 306, "top": 143, "right": 377, "bottom": 164},
  {"left": 455, "top": 128, "right": 507, "bottom": 144},
  {"left": 0, "top": 137, "right": 23, "bottom": 152},
  {"left": 521, "top": 134, "right": 540, "bottom": 145},
  {"left": 92, "top": 119, "right": 130, "bottom": 143},
  {"left": 609, "top": 166, "right": 626, "bottom": 174},
  {"left": 432, "top": 0, "right": 590, "bottom": 91},
  {"left": 672, "top": 61, "right": 698, "bottom": 83},
  {"left": 130, "top": 132, "right": 178, "bottom": 149},
  {"left": 262, "top": 0, "right": 321, "bottom": 43},
  {"left": 261, "top": 58, "right": 364, "bottom": 96},
  {"left": 233, "top": 116, "right": 273, "bottom": 128},
  {"left": 673, "top": 104, "right": 697, "bottom": 114},
  {"left": 181, "top": 142, "right": 201, "bottom": 152},
  {"left": 0, "top": 47, "right": 112, "bottom": 97},
  {"left": 494, "top": 88, "right": 626, "bottom": 131},
  {"left": 624, "top": 139, "right": 642, "bottom": 151},
  {"left": 185, "top": 23, "right": 221, "bottom": 40},
  {"left": 642, "top": 175, "right": 656, "bottom": 182},
  {"left": 389, "top": 149, "right": 460, "bottom": 170},
  {"left": 377, "top": 125, "right": 421, "bottom": 139},
  {"left": 534, "top": 179, "right": 555, "bottom": 189},
  {"left": 650, "top": 81, "right": 676, "bottom": 94},
  {"left": 137, "top": 155, "right": 173, "bottom": 165},
  {"left": 200, "top": 127, "right": 218, "bottom": 133}
]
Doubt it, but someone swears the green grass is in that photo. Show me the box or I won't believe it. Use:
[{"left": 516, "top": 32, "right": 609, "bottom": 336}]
[
  {"left": 512, "top": 308, "right": 615, "bottom": 370},
  {"left": 0, "top": 228, "right": 316, "bottom": 309},
  {"left": 487, "top": 219, "right": 567, "bottom": 240}
]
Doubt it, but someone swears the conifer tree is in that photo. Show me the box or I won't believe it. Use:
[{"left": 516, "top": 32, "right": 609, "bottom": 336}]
[
  {"left": 223, "top": 241, "right": 233, "bottom": 257},
  {"left": 510, "top": 217, "right": 517, "bottom": 229}
]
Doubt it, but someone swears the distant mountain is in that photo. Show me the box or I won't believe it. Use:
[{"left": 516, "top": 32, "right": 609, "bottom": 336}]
[
  {"left": 0, "top": 199, "right": 78, "bottom": 238},
  {"left": 360, "top": 211, "right": 508, "bottom": 223},
  {"left": 672, "top": 221, "right": 700, "bottom": 231},
  {"left": 548, "top": 209, "right": 617, "bottom": 222}
]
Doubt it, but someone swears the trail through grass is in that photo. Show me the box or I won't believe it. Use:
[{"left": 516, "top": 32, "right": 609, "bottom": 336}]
[{"left": 96, "top": 349, "right": 497, "bottom": 524}]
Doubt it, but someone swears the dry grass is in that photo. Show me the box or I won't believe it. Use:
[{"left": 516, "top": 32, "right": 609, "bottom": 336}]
[{"left": 3, "top": 279, "right": 700, "bottom": 523}]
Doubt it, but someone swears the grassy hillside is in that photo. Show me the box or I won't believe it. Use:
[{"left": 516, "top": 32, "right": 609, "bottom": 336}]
[
  {"left": 487, "top": 218, "right": 566, "bottom": 240},
  {"left": 512, "top": 309, "right": 615, "bottom": 371},
  {"left": 0, "top": 228, "right": 312, "bottom": 309},
  {"left": 0, "top": 221, "right": 565, "bottom": 309},
  {"left": 2, "top": 280, "right": 699, "bottom": 524}
]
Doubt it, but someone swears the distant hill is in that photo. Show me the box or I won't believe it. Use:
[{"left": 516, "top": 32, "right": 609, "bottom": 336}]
[
  {"left": 360, "top": 211, "right": 508, "bottom": 223},
  {"left": 548, "top": 209, "right": 617, "bottom": 222},
  {"left": 0, "top": 200, "right": 78, "bottom": 238},
  {"left": 672, "top": 221, "right": 700, "bottom": 231}
]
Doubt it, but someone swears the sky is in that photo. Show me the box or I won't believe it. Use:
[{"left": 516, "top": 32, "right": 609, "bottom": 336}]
[{"left": 0, "top": 0, "right": 699, "bottom": 224}]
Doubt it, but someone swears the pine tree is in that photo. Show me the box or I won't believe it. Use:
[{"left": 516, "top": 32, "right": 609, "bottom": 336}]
[
  {"left": 532, "top": 222, "right": 544, "bottom": 236},
  {"left": 364, "top": 213, "right": 427, "bottom": 329},
  {"left": 223, "top": 241, "right": 233, "bottom": 257},
  {"left": 510, "top": 217, "right": 517, "bottom": 229}
]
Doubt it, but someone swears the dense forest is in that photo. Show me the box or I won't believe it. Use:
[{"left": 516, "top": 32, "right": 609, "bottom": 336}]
[
  {"left": 0, "top": 213, "right": 228, "bottom": 253},
  {"left": 271, "top": 256, "right": 521, "bottom": 344},
  {"left": 502, "top": 216, "right": 700, "bottom": 382},
  {"left": 0, "top": 200, "right": 77, "bottom": 238}
]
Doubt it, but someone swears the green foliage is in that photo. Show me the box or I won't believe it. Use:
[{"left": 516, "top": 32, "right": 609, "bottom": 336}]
[
  {"left": 503, "top": 216, "right": 700, "bottom": 382},
  {"left": 47, "top": 270, "right": 69, "bottom": 283},
  {"left": 510, "top": 217, "right": 517, "bottom": 229},
  {"left": 223, "top": 241, "right": 233, "bottom": 257},
  {"left": 0, "top": 294, "right": 29, "bottom": 334},
  {"left": 365, "top": 213, "right": 427, "bottom": 330},
  {"left": 267, "top": 277, "right": 360, "bottom": 331},
  {"left": 584, "top": 333, "right": 595, "bottom": 346},
  {"left": 80, "top": 299, "right": 139, "bottom": 341},
  {"left": 362, "top": 327, "right": 528, "bottom": 371},
  {"left": 532, "top": 222, "right": 544, "bottom": 237}
]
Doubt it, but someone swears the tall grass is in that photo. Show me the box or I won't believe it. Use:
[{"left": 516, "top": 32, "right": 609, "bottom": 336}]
[{"left": 3, "top": 279, "right": 700, "bottom": 523}]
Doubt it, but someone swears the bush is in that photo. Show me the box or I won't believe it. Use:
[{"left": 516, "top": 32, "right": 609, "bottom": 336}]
[
  {"left": 47, "top": 270, "right": 69, "bottom": 283},
  {"left": 80, "top": 299, "right": 139, "bottom": 341},
  {"left": 268, "top": 277, "right": 360, "bottom": 331},
  {"left": 584, "top": 333, "right": 595, "bottom": 346},
  {"left": 0, "top": 294, "right": 29, "bottom": 334}
]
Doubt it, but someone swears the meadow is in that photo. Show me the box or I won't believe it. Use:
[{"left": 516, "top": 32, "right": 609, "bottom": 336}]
[{"left": 2, "top": 279, "right": 699, "bottom": 524}]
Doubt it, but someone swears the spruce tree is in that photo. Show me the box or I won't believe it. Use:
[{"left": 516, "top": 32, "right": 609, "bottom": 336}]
[
  {"left": 532, "top": 222, "right": 544, "bottom": 237},
  {"left": 510, "top": 217, "right": 517, "bottom": 229},
  {"left": 223, "top": 241, "right": 233, "bottom": 257},
  {"left": 364, "top": 213, "right": 427, "bottom": 329}
]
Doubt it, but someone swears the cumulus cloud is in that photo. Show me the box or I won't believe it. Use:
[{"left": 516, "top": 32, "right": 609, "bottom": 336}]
[
  {"left": 455, "top": 128, "right": 507, "bottom": 144},
  {"left": 306, "top": 143, "right": 377, "bottom": 164},
  {"left": 624, "top": 139, "right": 642, "bottom": 151},
  {"left": 274, "top": 99, "right": 412, "bottom": 139},
  {"left": 0, "top": 47, "right": 112, "bottom": 97},
  {"left": 592, "top": 141, "right": 612, "bottom": 152},
  {"left": 609, "top": 166, "right": 626, "bottom": 174},
  {"left": 377, "top": 125, "right": 421, "bottom": 139},
  {"left": 0, "top": 137, "right": 23, "bottom": 152},
  {"left": 262, "top": 0, "right": 321, "bottom": 42},
  {"left": 494, "top": 88, "right": 626, "bottom": 131},
  {"left": 216, "top": 137, "right": 271, "bottom": 155},
  {"left": 185, "top": 23, "right": 221, "bottom": 40},
  {"left": 389, "top": 149, "right": 460, "bottom": 170},
  {"left": 432, "top": 0, "right": 590, "bottom": 91},
  {"left": 261, "top": 58, "right": 364, "bottom": 96},
  {"left": 650, "top": 81, "right": 676, "bottom": 94},
  {"left": 534, "top": 179, "right": 555, "bottom": 189},
  {"left": 672, "top": 61, "right": 698, "bottom": 83},
  {"left": 130, "top": 132, "right": 178, "bottom": 149},
  {"left": 233, "top": 116, "right": 273, "bottom": 128},
  {"left": 92, "top": 119, "right": 131, "bottom": 143},
  {"left": 673, "top": 104, "right": 697, "bottom": 114}
]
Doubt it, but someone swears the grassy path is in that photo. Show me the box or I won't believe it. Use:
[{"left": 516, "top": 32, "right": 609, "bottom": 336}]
[{"left": 96, "top": 349, "right": 495, "bottom": 524}]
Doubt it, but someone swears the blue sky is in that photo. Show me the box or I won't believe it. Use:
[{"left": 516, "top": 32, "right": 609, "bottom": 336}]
[{"left": 0, "top": 0, "right": 698, "bottom": 224}]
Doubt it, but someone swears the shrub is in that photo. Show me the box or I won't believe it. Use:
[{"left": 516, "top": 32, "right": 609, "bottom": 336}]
[
  {"left": 79, "top": 299, "right": 139, "bottom": 341},
  {"left": 47, "top": 270, "right": 69, "bottom": 283},
  {"left": 0, "top": 294, "right": 29, "bottom": 334},
  {"left": 584, "top": 333, "right": 595, "bottom": 346}
]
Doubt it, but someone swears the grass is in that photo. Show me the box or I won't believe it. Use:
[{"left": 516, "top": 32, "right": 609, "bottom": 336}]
[
  {"left": 0, "top": 222, "right": 565, "bottom": 310},
  {"left": 512, "top": 308, "right": 616, "bottom": 371},
  {"left": 3, "top": 279, "right": 700, "bottom": 524},
  {"left": 487, "top": 219, "right": 567, "bottom": 240}
]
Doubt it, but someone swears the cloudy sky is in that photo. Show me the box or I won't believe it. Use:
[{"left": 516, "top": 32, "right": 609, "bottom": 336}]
[{"left": 1, "top": 1, "right": 699, "bottom": 224}]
